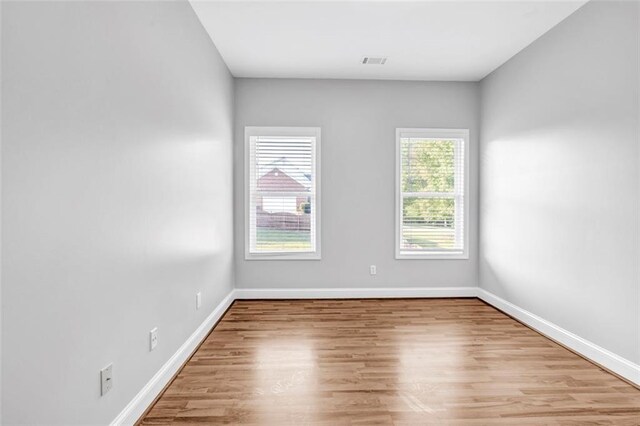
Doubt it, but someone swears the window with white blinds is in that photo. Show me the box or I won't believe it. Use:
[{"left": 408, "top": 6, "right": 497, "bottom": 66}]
[
  {"left": 245, "top": 127, "right": 321, "bottom": 260},
  {"left": 396, "top": 128, "right": 468, "bottom": 259}
]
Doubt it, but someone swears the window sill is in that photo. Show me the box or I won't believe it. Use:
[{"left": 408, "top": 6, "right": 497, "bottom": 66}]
[
  {"left": 395, "top": 252, "right": 468, "bottom": 260},
  {"left": 245, "top": 252, "right": 322, "bottom": 261}
]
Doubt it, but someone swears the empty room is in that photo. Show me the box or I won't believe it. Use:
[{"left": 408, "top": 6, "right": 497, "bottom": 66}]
[{"left": 1, "top": 0, "right": 639, "bottom": 424}]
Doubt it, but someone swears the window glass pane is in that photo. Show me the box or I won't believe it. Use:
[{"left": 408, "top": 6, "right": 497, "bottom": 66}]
[
  {"left": 401, "top": 138, "right": 455, "bottom": 193},
  {"left": 401, "top": 197, "right": 456, "bottom": 250},
  {"left": 250, "top": 134, "right": 316, "bottom": 254},
  {"left": 256, "top": 212, "right": 312, "bottom": 251}
]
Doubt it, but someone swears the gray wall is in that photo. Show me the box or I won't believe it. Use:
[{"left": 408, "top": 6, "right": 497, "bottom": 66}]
[
  {"left": 1, "top": 1, "right": 234, "bottom": 424},
  {"left": 480, "top": 0, "right": 639, "bottom": 363},
  {"left": 234, "top": 79, "right": 479, "bottom": 288}
]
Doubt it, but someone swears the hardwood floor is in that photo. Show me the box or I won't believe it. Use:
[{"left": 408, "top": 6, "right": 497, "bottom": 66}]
[{"left": 140, "top": 299, "right": 640, "bottom": 425}]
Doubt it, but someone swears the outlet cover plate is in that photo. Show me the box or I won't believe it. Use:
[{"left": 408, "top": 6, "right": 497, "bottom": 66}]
[
  {"left": 150, "top": 327, "right": 158, "bottom": 351},
  {"left": 100, "top": 364, "right": 113, "bottom": 396}
]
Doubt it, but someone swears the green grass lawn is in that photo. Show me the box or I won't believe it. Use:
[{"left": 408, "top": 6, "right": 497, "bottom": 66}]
[
  {"left": 256, "top": 228, "right": 312, "bottom": 250},
  {"left": 255, "top": 225, "right": 453, "bottom": 251},
  {"left": 402, "top": 224, "right": 455, "bottom": 249}
]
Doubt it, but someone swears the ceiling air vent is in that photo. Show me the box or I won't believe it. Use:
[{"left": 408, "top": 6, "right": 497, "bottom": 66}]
[{"left": 361, "top": 56, "right": 387, "bottom": 65}]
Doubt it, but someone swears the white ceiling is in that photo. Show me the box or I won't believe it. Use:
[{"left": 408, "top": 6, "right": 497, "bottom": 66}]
[{"left": 190, "top": 1, "right": 587, "bottom": 82}]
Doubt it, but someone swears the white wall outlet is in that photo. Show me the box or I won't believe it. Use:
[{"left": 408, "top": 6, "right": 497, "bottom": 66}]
[
  {"left": 196, "top": 291, "right": 202, "bottom": 310},
  {"left": 370, "top": 265, "right": 377, "bottom": 275},
  {"left": 150, "top": 327, "right": 158, "bottom": 351},
  {"left": 100, "top": 363, "right": 113, "bottom": 396}
]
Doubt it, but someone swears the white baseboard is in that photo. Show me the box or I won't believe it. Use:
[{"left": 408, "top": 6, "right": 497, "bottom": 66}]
[
  {"left": 233, "top": 286, "right": 478, "bottom": 299},
  {"left": 110, "top": 291, "right": 235, "bottom": 426},
  {"left": 477, "top": 288, "right": 640, "bottom": 387}
]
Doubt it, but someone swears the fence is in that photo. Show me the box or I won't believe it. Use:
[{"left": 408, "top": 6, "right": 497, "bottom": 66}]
[{"left": 257, "top": 210, "right": 311, "bottom": 231}]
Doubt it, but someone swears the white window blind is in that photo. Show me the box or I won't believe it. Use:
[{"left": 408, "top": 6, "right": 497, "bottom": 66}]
[
  {"left": 396, "top": 129, "right": 468, "bottom": 259},
  {"left": 246, "top": 127, "right": 321, "bottom": 259}
]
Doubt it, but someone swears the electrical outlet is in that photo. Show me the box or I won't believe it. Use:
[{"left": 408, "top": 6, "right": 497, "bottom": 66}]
[
  {"left": 370, "top": 265, "right": 377, "bottom": 275},
  {"left": 150, "top": 327, "right": 158, "bottom": 351},
  {"left": 196, "top": 291, "right": 202, "bottom": 310},
  {"left": 100, "top": 364, "right": 113, "bottom": 396}
]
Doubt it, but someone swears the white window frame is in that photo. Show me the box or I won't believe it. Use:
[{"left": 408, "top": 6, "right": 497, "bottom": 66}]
[
  {"left": 395, "top": 128, "right": 469, "bottom": 260},
  {"left": 245, "top": 126, "right": 321, "bottom": 260}
]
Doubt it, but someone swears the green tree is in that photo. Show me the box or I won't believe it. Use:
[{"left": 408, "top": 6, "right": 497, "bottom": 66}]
[{"left": 401, "top": 139, "right": 455, "bottom": 227}]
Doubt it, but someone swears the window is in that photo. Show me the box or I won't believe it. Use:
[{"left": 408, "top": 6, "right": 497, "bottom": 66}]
[
  {"left": 396, "top": 128, "right": 468, "bottom": 259},
  {"left": 245, "top": 127, "right": 321, "bottom": 260}
]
